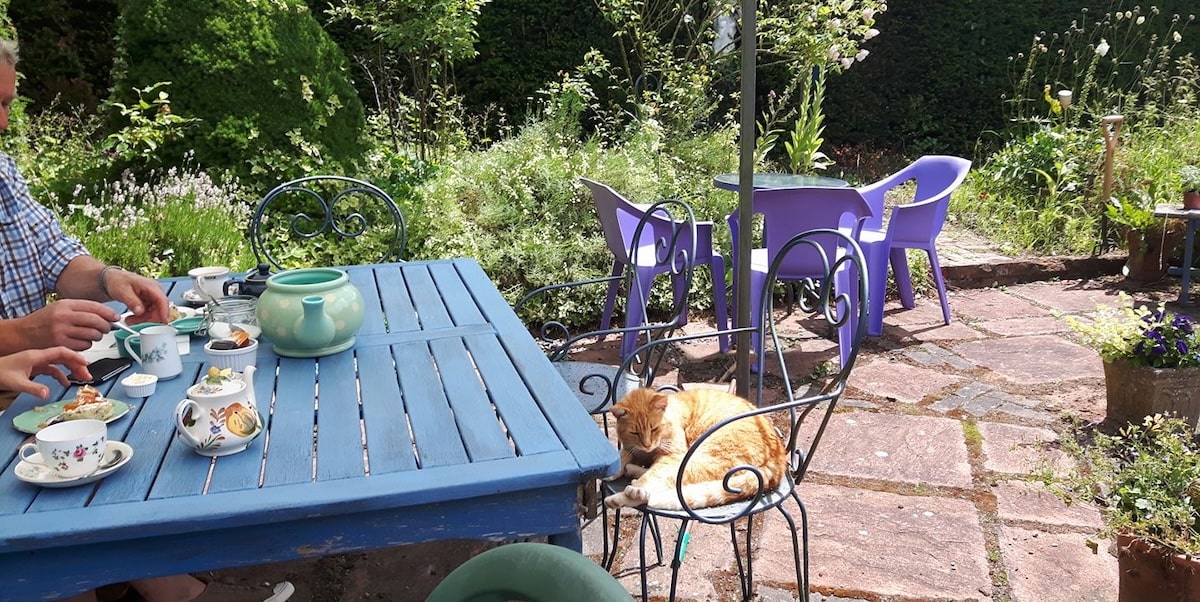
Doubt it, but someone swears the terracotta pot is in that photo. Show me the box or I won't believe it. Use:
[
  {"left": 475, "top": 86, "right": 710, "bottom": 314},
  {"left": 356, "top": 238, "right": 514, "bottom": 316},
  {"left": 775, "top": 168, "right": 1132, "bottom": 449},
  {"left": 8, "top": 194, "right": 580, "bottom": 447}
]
[
  {"left": 1117, "top": 533, "right": 1200, "bottom": 601},
  {"left": 1104, "top": 358, "right": 1200, "bottom": 429},
  {"left": 1124, "top": 230, "right": 1168, "bottom": 282},
  {"left": 1185, "top": 191, "right": 1200, "bottom": 211}
]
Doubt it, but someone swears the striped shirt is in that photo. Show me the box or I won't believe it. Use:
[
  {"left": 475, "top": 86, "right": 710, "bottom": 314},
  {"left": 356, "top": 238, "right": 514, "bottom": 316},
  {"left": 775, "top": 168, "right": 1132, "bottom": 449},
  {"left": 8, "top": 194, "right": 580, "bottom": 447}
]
[{"left": 0, "top": 151, "right": 88, "bottom": 318}]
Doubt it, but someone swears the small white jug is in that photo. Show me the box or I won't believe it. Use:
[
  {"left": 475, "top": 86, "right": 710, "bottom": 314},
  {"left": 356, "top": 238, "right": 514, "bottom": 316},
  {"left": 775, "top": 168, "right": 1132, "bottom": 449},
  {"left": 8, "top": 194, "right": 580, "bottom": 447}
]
[{"left": 123, "top": 325, "right": 182, "bottom": 380}]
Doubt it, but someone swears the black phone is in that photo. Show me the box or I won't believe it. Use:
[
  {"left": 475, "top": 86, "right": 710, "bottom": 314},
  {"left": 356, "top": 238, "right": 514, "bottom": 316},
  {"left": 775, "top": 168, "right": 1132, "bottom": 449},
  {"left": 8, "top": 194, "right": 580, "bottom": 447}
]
[{"left": 70, "top": 357, "right": 134, "bottom": 386}]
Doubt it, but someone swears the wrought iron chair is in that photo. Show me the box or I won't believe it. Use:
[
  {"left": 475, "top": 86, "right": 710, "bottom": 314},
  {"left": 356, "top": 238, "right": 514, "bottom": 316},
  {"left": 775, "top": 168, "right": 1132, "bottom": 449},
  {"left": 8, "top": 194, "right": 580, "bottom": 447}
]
[
  {"left": 515, "top": 197, "right": 704, "bottom": 564},
  {"left": 855, "top": 155, "right": 972, "bottom": 336},
  {"left": 603, "top": 228, "right": 870, "bottom": 602},
  {"left": 249, "top": 175, "right": 408, "bottom": 269},
  {"left": 427, "top": 542, "right": 633, "bottom": 602}
]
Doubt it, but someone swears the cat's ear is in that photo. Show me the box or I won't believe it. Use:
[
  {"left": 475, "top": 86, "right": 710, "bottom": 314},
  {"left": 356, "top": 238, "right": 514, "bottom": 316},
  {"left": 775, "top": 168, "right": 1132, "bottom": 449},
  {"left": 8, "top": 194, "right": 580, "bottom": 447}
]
[
  {"left": 610, "top": 406, "right": 628, "bottom": 418},
  {"left": 651, "top": 392, "right": 669, "bottom": 411}
]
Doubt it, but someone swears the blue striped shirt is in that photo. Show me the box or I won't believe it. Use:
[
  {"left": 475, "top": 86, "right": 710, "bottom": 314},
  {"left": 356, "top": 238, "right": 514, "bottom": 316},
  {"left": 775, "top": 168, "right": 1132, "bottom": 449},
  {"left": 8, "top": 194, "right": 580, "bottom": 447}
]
[{"left": 0, "top": 152, "right": 88, "bottom": 318}]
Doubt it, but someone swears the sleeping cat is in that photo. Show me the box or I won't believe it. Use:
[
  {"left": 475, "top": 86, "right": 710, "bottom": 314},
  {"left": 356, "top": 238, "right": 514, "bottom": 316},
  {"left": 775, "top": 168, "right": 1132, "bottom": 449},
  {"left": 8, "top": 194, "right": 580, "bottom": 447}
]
[{"left": 603, "top": 387, "right": 788, "bottom": 511}]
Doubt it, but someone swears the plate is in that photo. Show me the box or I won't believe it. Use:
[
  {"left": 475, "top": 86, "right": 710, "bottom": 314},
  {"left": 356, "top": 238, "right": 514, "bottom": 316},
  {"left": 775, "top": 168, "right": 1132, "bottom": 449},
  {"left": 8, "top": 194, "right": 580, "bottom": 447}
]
[
  {"left": 170, "top": 315, "right": 206, "bottom": 336},
  {"left": 11, "top": 399, "right": 133, "bottom": 434},
  {"left": 14, "top": 441, "right": 134, "bottom": 488}
]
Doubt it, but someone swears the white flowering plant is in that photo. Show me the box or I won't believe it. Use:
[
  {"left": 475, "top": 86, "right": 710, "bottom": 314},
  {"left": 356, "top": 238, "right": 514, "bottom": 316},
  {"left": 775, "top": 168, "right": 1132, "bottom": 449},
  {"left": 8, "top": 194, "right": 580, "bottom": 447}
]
[{"left": 1064, "top": 293, "right": 1200, "bottom": 368}]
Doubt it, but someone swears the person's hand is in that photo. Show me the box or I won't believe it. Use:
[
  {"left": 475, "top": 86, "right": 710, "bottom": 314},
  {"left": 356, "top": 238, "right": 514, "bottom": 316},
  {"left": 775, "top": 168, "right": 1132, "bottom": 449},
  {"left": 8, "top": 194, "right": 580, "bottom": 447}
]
[
  {"left": 14, "top": 299, "right": 120, "bottom": 351},
  {"left": 0, "top": 347, "right": 91, "bottom": 399},
  {"left": 104, "top": 269, "right": 170, "bottom": 324}
]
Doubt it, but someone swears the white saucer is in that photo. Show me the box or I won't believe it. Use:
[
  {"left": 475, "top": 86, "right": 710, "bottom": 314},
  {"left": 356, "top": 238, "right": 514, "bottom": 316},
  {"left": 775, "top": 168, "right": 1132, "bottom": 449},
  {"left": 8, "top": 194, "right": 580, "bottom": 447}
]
[
  {"left": 15, "top": 441, "right": 134, "bottom": 488},
  {"left": 181, "top": 289, "right": 206, "bottom": 304}
]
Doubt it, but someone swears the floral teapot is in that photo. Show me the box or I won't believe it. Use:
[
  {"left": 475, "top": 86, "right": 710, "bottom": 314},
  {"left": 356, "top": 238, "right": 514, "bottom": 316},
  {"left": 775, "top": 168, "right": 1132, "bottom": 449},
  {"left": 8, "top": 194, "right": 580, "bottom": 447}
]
[{"left": 174, "top": 365, "right": 262, "bottom": 457}]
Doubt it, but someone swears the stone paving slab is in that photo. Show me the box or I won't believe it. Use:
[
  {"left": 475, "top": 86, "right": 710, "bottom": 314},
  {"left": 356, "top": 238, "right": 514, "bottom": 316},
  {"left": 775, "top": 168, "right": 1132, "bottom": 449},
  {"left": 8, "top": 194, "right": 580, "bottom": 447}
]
[
  {"left": 972, "top": 315, "right": 1070, "bottom": 337},
  {"left": 978, "top": 422, "right": 1074, "bottom": 477},
  {"left": 849, "top": 358, "right": 967, "bottom": 404},
  {"left": 999, "top": 526, "right": 1118, "bottom": 602},
  {"left": 809, "top": 412, "right": 973, "bottom": 488},
  {"left": 954, "top": 334, "right": 1102, "bottom": 385},
  {"left": 951, "top": 288, "right": 1054, "bottom": 321},
  {"left": 1004, "top": 280, "right": 1127, "bottom": 314},
  {"left": 992, "top": 480, "right": 1103, "bottom": 529},
  {"left": 794, "top": 484, "right": 992, "bottom": 600}
]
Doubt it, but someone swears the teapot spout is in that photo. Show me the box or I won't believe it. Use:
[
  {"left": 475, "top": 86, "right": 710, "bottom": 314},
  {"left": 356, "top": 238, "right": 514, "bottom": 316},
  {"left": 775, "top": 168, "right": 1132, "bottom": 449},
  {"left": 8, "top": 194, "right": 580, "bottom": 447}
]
[{"left": 293, "top": 295, "right": 337, "bottom": 350}]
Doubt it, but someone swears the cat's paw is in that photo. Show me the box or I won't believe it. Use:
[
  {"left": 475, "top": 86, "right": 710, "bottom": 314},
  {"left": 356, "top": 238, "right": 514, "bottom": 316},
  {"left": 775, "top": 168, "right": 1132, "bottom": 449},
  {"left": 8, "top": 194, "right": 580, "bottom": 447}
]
[
  {"left": 623, "top": 485, "right": 650, "bottom": 505},
  {"left": 623, "top": 464, "right": 647, "bottom": 478}
]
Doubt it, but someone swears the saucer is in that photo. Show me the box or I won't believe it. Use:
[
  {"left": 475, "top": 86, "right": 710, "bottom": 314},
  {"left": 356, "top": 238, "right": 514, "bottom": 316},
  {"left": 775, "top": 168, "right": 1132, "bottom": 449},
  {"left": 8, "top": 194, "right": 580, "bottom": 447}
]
[
  {"left": 181, "top": 289, "right": 207, "bottom": 306},
  {"left": 170, "top": 315, "right": 206, "bottom": 336},
  {"left": 14, "top": 441, "right": 134, "bottom": 488},
  {"left": 12, "top": 399, "right": 132, "bottom": 434}
]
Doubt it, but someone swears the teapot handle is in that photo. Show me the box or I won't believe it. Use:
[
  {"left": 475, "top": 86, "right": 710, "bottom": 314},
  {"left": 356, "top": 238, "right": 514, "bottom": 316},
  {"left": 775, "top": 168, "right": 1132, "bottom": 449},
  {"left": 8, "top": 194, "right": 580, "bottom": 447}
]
[{"left": 174, "top": 399, "right": 204, "bottom": 449}]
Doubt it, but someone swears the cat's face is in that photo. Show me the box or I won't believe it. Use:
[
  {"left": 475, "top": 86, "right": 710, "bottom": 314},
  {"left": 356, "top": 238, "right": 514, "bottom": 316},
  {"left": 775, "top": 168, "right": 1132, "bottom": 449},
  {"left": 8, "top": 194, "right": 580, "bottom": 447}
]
[{"left": 611, "top": 388, "right": 669, "bottom": 453}]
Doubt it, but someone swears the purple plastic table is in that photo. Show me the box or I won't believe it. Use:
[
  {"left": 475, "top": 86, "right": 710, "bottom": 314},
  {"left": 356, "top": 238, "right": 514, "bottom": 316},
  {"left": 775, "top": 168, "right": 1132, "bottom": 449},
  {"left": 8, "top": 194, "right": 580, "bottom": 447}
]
[{"left": 713, "top": 172, "right": 848, "bottom": 191}]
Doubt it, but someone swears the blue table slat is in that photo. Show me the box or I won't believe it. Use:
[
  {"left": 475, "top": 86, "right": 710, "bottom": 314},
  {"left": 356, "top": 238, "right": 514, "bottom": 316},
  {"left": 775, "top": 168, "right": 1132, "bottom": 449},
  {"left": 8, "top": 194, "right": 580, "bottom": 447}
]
[
  {"left": 393, "top": 340, "right": 469, "bottom": 468},
  {"left": 405, "top": 265, "right": 455, "bottom": 330},
  {"left": 315, "top": 351, "right": 367, "bottom": 480},
  {"left": 462, "top": 333, "right": 561, "bottom": 455},
  {"left": 0, "top": 259, "right": 620, "bottom": 600},
  {"left": 427, "top": 337, "right": 516, "bottom": 462},
  {"left": 356, "top": 345, "right": 418, "bottom": 475},
  {"left": 261, "top": 357, "right": 318, "bottom": 486}
]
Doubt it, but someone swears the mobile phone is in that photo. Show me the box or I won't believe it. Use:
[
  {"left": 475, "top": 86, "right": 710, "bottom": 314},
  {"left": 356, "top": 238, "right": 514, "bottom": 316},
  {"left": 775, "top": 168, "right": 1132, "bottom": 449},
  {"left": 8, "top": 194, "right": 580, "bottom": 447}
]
[{"left": 70, "top": 357, "right": 134, "bottom": 386}]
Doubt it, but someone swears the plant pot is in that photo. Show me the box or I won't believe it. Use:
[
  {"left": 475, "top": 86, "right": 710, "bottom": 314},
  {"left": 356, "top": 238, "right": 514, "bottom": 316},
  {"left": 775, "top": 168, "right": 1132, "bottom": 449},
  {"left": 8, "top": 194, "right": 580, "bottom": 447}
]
[
  {"left": 1104, "top": 358, "right": 1200, "bottom": 428},
  {"left": 1117, "top": 533, "right": 1200, "bottom": 601},
  {"left": 1185, "top": 191, "right": 1200, "bottom": 211},
  {"left": 1124, "top": 230, "right": 1168, "bottom": 282}
]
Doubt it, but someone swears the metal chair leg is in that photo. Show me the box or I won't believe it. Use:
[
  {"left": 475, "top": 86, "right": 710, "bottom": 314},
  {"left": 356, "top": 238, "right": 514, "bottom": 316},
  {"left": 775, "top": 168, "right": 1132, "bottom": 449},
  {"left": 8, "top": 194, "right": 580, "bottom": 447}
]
[{"left": 776, "top": 501, "right": 805, "bottom": 602}]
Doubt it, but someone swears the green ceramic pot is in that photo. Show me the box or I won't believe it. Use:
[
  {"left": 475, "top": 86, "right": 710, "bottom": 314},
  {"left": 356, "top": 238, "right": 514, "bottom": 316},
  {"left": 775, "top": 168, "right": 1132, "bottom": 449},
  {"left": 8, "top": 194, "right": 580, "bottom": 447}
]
[{"left": 255, "top": 268, "right": 364, "bottom": 357}]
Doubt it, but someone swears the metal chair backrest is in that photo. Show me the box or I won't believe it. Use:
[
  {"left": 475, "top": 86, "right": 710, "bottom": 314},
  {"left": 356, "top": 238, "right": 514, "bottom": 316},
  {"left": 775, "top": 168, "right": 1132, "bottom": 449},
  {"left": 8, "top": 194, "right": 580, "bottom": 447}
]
[{"left": 249, "top": 175, "right": 407, "bottom": 270}]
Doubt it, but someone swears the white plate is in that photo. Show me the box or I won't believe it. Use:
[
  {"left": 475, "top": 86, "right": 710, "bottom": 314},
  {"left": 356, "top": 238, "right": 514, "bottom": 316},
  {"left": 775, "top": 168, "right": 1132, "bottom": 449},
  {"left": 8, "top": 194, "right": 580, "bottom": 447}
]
[{"left": 14, "top": 441, "right": 133, "bottom": 488}]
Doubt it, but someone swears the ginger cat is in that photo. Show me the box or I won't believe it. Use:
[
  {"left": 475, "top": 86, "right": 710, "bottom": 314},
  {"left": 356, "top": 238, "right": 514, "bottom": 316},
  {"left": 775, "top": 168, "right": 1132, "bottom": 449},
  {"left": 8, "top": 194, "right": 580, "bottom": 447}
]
[{"left": 604, "top": 387, "right": 788, "bottom": 510}]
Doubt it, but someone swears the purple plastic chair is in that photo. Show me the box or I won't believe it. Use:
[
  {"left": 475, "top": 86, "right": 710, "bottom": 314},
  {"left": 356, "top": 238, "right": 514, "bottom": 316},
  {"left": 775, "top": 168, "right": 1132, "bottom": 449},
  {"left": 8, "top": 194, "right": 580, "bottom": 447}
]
[
  {"left": 727, "top": 187, "right": 873, "bottom": 370},
  {"left": 582, "top": 178, "right": 730, "bottom": 359},
  {"left": 855, "top": 155, "right": 972, "bottom": 337}
]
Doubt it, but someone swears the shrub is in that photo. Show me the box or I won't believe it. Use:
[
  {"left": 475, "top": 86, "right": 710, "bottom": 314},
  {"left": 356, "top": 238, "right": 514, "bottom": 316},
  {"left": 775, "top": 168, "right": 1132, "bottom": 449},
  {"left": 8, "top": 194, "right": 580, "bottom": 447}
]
[{"left": 110, "top": 0, "right": 366, "bottom": 187}]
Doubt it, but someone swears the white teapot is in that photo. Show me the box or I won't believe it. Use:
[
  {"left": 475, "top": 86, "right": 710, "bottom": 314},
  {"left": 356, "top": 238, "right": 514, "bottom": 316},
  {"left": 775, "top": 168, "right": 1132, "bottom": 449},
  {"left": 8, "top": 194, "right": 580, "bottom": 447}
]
[{"left": 174, "top": 365, "right": 262, "bottom": 457}]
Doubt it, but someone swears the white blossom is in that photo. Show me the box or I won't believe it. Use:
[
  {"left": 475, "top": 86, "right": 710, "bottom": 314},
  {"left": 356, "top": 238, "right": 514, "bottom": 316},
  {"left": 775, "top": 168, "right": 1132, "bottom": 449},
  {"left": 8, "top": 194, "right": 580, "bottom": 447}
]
[
  {"left": 840, "top": 57, "right": 854, "bottom": 70},
  {"left": 864, "top": 28, "right": 880, "bottom": 40},
  {"left": 1136, "top": 16, "right": 1145, "bottom": 25},
  {"left": 1175, "top": 31, "right": 1183, "bottom": 43},
  {"left": 862, "top": 7, "right": 875, "bottom": 19},
  {"left": 855, "top": 49, "right": 870, "bottom": 62},
  {"left": 828, "top": 45, "right": 841, "bottom": 60},
  {"left": 1096, "top": 38, "right": 1110, "bottom": 56}
]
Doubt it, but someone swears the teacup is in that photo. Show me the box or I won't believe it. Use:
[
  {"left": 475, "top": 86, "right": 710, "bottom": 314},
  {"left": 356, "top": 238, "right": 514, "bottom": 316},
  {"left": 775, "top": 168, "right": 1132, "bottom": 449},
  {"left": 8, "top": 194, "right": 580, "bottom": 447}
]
[
  {"left": 188, "top": 266, "right": 231, "bottom": 301},
  {"left": 19, "top": 419, "right": 107, "bottom": 478}
]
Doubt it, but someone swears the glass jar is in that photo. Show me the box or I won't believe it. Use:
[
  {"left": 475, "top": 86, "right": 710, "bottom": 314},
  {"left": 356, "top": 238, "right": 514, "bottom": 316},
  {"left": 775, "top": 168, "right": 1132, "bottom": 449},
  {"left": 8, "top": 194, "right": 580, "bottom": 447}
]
[{"left": 203, "top": 295, "right": 261, "bottom": 341}]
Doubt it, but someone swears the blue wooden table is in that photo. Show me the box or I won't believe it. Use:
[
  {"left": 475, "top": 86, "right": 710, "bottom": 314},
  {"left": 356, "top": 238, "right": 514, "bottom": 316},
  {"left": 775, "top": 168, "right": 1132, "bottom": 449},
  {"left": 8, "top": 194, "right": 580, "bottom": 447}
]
[
  {"left": 1155, "top": 204, "right": 1200, "bottom": 305},
  {"left": 0, "top": 259, "right": 620, "bottom": 600}
]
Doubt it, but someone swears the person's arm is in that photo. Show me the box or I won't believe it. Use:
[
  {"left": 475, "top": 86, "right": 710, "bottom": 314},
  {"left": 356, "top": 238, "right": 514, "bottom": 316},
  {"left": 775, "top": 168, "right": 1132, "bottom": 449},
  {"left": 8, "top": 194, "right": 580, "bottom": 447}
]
[{"left": 0, "top": 347, "right": 91, "bottom": 399}]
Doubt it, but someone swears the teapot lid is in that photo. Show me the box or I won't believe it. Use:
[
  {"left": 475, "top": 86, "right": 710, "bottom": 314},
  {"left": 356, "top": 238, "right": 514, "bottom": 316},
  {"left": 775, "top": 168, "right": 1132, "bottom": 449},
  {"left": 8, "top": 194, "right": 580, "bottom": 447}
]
[
  {"left": 189, "top": 367, "right": 246, "bottom": 396},
  {"left": 244, "top": 263, "right": 275, "bottom": 284}
]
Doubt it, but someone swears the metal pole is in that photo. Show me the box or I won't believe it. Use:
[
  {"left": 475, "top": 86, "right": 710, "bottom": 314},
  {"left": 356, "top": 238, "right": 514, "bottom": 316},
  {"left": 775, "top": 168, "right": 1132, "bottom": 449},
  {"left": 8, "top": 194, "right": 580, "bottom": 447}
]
[{"left": 735, "top": 0, "right": 756, "bottom": 398}]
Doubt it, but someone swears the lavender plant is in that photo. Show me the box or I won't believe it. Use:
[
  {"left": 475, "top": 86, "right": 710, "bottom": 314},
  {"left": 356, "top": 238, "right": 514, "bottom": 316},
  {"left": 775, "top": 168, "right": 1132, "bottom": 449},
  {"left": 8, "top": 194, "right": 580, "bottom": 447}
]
[{"left": 63, "top": 159, "right": 253, "bottom": 277}]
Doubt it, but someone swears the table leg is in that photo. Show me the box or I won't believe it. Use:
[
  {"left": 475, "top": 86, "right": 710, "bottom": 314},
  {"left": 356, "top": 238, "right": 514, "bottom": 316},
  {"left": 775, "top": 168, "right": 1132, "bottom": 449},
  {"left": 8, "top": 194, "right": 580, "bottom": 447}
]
[
  {"left": 1179, "top": 220, "right": 1198, "bottom": 306},
  {"left": 548, "top": 529, "right": 583, "bottom": 553}
]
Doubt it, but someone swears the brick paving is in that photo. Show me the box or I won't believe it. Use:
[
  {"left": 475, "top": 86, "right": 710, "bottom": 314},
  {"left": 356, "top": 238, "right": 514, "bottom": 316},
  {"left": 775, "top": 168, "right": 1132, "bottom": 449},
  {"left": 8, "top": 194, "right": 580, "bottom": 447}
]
[{"left": 207, "top": 231, "right": 1194, "bottom": 600}]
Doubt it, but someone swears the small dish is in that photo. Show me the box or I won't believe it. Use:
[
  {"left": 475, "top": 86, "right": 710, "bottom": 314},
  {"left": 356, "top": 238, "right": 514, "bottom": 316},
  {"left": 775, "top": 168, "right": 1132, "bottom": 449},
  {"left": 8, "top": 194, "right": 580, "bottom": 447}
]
[
  {"left": 14, "top": 441, "right": 134, "bottom": 488},
  {"left": 169, "top": 315, "right": 206, "bottom": 336},
  {"left": 11, "top": 399, "right": 133, "bottom": 434},
  {"left": 121, "top": 372, "right": 158, "bottom": 397}
]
